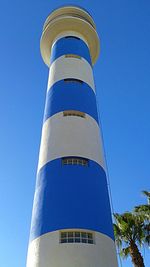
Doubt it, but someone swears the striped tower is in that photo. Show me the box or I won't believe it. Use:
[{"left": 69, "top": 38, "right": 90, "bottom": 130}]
[{"left": 26, "top": 6, "right": 118, "bottom": 267}]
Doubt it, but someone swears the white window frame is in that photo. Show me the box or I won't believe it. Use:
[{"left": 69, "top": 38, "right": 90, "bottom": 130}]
[
  {"left": 62, "top": 157, "right": 88, "bottom": 166},
  {"left": 63, "top": 110, "right": 86, "bottom": 118},
  {"left": 60, "top": 231, "right": 94, "bottom": 244},
  {"left": 65, "top": 54, "right": 82, "bottom": 59}
]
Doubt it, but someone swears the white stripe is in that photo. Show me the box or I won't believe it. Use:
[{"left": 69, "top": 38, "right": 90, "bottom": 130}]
[
  {"left": 47, "top": 56, "right": 95, "bottom": 92},
  {"left": 26, "top": 230, "right": 118, "bottom": 267},
  {"left": 37, "top": 112, "right": 105, "bottom": 172}
]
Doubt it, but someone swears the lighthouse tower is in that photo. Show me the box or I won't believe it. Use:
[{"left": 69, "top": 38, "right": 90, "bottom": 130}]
[{"left": 26, "top": 6, "right": 118, "bottom": 267}]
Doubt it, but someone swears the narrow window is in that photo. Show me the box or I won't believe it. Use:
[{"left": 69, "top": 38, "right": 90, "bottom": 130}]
[
  {"left": 62, "top": 157, "right": 89, "bottom": 167},
  {"left": 65, "top": 36, "right": 80, "bottom": 40},
  {"left": 64, "top": 78, "right": 83, "bottom": 84},
  {"left": 65, "top": 54, "right": 81, "bottom": 59},
  {"left": 63, "top": 110, "right": 85, "bottom": 118},
  {"left": 60, "top": 231, "right": 94, "bottom": 244}
]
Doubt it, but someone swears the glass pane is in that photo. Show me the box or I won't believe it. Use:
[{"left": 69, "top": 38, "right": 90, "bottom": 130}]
[
  {"left": 87, "top": 233, "right": 92, "bottom": 239},
  {"left": 68, "top": 232, "right": 73, "bottom": 237},
  {"left": 81, "top": 238, "right": 87, "bottom": 243},
  {"left": 75, "top": 238, "right": 80, "bottom": 243},
  {"left": 81, "top": 232, "right": 87, "bottom": 238},
  {"left": 61, "top": 232, "right": 67, "bottom": 238},
  {"left": 61, "top": 239, "right": 67, "bottom": 243},
  {"left": 68, "top": 238, "right": 74, "bottom": 243},
  {"left": 75, "top": 232, "right": 80, "bottom": 237},
  {"left": 88, "top": 239, "right": 93, "bottom": 244}
]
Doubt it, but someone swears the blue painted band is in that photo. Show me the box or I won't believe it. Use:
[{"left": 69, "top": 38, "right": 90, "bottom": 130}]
[
  {"left": 30, "top": 158, "right": 114, "bottom": 241},
  {"left": 50, "top": 37, "right": 92, "bottom": 65},
  {"left": 44, "top": 80, "right": 99, "bottom": 123}
]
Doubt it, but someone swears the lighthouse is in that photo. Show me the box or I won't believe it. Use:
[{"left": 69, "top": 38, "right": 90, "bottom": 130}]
[{"left": 26, "top": 6, "right": 118, "bottom": 267}]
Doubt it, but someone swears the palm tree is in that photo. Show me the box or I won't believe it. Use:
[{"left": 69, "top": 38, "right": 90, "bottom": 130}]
[
  {"left": 142, "top": 191, "right": 150, "bottom": 205},
  {"left": 113, "top": 212, "right": 145, "bottom": 267},
  {"left": 134, "top": 191, "right": 150, "bottom": 219},
  {"left": 134, "top": 191, "right": 150, "bottom": 246}
]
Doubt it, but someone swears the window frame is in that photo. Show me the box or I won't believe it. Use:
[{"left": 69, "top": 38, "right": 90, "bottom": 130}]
[
  {"left": 62, "top": 157, "right": 89, "bottom": 167},
  {"left": 65, "top": 54, "right": 82, "bottom": 59},
  {"left": 60, "top": 231, "right": 95, "bottom": 244},
  {"left": 65, "top": 36, "right": 80, "bottom": 40},
  {"left": 64, "top": 78, "right": 83, "bottom": 84},
  {"left": 63, "top": 110, "right": 86, "bottom": 118}
]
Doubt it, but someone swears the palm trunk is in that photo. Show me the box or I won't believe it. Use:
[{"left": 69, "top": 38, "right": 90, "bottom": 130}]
[{"left": 129, "top": 240, "right": 145, "bottom": 267}]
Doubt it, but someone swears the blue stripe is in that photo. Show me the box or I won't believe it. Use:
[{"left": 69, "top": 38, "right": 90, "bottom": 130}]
[
  {"left": 30, "top": 159, "right": 114, "bottom": 241},
  {"left": 50, "top": 37, "right": 92, "bottom": 65},
  {"left": 44, "top": 80, "right": 98, "bottom": 123}
]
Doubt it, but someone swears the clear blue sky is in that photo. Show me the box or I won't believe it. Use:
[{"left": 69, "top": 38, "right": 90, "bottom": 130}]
[{"left": 0, "top": 0, "right": 149, "bottom": 266}]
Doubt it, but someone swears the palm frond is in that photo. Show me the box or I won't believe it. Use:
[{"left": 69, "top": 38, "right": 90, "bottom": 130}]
[
  {"left": 134, "top": 205, "right": 150, "bottom": 221},
  {"left": 119, "top": 246, "right": 130, "bottom": 259},
  {"left": 113, "top": 223, "right": 123, "bottom": 248},
  {"left": 142, "top": 190, "right": 150, "bottom": 205},
  {"left": 143, "top": 223, "right": 150, "bottom": 246},
  {"left": 142, "top": 190, "right": 150, "bottom": 198}
]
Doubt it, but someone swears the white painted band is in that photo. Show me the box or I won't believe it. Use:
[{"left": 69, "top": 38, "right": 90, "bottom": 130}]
[
  {"left": 37, "top": 112, "right": 105, "bottom": 172},
  {"left": 26, "top": 230, "right": 118, "bottom": 267},
  {"left": 47, "top": 55, "right": 95, "bottom": 92}
]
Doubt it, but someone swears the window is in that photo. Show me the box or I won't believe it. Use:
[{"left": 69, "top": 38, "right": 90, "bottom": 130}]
[
  {"left": 62, "top": 157, "right": 88, "bottom": 166},
  {"left": 60, "top": 231, "right": 94, "bottom": 244},
  {"left": 65, "top": 36, "right": 80, "bottom": 40},
  {"left": 64, "top": 78, "right": 83, "bottom": 84},
  {"left": 65, "top": 54, "right": 81, "bottom": 59},
  {"left": 63, "top": 110, "right": 85, "bottom": 118}
]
